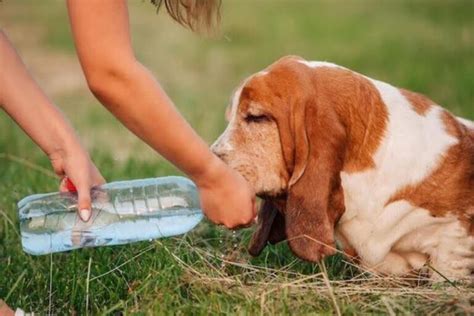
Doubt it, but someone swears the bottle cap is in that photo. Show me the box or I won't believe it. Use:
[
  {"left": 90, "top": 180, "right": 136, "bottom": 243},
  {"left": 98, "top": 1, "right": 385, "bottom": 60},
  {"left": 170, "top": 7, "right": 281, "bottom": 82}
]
[{"left": 65, "top": 177, "right": 77, "bottom": 192}]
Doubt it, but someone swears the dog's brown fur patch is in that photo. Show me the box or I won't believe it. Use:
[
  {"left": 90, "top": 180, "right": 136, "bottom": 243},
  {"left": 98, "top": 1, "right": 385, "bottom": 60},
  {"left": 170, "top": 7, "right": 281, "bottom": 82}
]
[{"left": 400, "top": 88, "right": 433, "bottom": 116}]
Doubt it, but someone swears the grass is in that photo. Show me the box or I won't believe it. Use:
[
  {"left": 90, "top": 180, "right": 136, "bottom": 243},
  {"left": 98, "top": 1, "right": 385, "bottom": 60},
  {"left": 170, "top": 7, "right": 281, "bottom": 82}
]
[{"left": 0, "top": 0, "right": 473, "bottom": 314}]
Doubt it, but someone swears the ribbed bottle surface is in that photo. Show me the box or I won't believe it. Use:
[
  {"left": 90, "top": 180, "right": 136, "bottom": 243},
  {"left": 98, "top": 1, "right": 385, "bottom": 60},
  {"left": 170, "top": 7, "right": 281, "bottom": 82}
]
[{"left": 18, "top": 176, "right": 203, "bottom": 255}]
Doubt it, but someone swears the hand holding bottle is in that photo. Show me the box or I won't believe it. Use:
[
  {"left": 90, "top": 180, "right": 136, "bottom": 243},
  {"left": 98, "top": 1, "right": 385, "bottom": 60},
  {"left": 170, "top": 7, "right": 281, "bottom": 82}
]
[{"left": 50, "top": 145, "right": 105, "bottom": 221}]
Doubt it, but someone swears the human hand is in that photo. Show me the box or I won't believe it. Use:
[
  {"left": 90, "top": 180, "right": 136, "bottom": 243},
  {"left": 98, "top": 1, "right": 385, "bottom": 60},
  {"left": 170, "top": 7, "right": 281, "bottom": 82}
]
[
  {"left": 0, "top": 30, "right": 105, "bottom": 221},
  {"left": 49, "top": 144, "right": 105, "bottom": 222},
  {"left": 195, "top": 156, "right": 257, "bottom": 229},
  {"left": 0, "top": 300, "right": 15, "bottom": 316}
]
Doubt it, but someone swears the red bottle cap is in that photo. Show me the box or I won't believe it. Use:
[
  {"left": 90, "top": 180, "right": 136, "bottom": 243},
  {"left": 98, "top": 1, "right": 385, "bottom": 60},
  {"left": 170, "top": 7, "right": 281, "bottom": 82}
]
[{"left": 65, "top": 178, "right": 77, "bottom": 192}]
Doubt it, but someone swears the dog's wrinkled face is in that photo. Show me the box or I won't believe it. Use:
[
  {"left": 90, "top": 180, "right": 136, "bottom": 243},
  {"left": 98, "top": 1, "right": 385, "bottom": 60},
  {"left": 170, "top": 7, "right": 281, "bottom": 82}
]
[
  {"left": 211, "top": 72, "right": 289, "bottom": 197},
  {"left": 212, "top": 56, "right": 348, "bottom": 262}
]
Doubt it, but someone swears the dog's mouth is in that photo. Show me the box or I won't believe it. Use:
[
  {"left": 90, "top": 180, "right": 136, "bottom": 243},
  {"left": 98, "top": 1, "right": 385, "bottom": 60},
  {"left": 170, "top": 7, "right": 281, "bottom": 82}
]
[
  {"left": 256, "top": 191, "right": 287, "bottom": 201},
  {"left": 255, "top": 193, "right": 287, "bottom": 220}
]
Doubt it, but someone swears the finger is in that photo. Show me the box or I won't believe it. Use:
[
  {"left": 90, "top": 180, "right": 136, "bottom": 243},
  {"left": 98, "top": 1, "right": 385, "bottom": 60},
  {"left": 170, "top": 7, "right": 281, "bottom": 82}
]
[
  {"left": 59, "top": 177, "right": 69, "bottom": 192},
  {"left": 230, "top": 221, "right": 253, "bottom": 230},
  {"left": 76, "top": 182, "right": 92, "bottom": 222},
  {"left": 252, "top": 216, "right": 258, "bottom": 225},
  {"left": 88, "top": 162, "right": 106, "bottom": 185},
  {"left": 96, "top": 176, "right": 106, "bottom": 186},
  {"left": 93, "top": 175, "right": 106, "bottom": 187}
]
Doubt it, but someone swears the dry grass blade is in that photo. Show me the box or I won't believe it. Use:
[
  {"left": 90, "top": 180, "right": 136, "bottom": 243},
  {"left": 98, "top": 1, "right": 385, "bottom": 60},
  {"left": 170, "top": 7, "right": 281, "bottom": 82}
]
[
  {"left": 0, "top": 208, "right": 21, "bottom": 237},
  {"left": 48, "top": 254, "right": 53, "bottom": 316},
  {"left": 5, "top": 270, "right": 26, "bottom": 301},
  {"left": 320, "top": 261, "right": 341, "bottom": 316},
  {"left": 90, "top": 244, "right": 156, "bottom": 281},
  {"left": 170, "top": 236, "right": 473, "bottom": 315},
  {"left": 85, "top": 257, "right": 92, "bottom": 316}
]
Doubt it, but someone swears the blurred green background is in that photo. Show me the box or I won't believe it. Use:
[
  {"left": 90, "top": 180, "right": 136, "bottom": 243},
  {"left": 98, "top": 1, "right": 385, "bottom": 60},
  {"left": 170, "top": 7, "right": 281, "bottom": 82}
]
[{"left": 1, "top": 0, "right": 473, "bottom": 314}]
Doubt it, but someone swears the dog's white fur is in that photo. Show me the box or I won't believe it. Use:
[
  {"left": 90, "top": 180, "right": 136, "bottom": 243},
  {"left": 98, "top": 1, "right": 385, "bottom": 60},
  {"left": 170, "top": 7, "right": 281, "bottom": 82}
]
[{"left": 212, "top": 58, "right": 474, "bottom": 281}]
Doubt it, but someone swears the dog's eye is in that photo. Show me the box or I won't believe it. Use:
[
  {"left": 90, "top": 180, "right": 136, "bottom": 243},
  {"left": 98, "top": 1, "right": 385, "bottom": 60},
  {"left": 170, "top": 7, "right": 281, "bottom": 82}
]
[{"left": 245, "top": 114, "right": 268, "bottom": 123}]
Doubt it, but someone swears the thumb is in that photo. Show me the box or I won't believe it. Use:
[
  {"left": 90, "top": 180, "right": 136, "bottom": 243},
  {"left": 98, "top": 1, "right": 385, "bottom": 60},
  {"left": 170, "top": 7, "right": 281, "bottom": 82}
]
[{"left": 76, "top": 182, "right": 92, "bottom": 222}]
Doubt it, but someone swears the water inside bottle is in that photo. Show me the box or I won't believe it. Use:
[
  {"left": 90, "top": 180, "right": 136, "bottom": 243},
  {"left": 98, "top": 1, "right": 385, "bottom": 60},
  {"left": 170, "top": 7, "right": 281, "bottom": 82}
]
[
  {"left": 20, "top": 209, "right": 203, "bottom": 255},
  {"left": 19, "top": 177, "right": 203, "bottom": 255}
]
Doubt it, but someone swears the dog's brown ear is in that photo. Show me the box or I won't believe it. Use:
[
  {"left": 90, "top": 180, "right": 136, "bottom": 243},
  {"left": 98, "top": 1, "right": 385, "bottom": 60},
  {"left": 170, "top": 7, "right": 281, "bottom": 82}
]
[
  {"left": 248, "top": 199, "right": 287, "bottom": 256},
  {"left": 283, "top": 90, "right": 347, "bottom": 262}
]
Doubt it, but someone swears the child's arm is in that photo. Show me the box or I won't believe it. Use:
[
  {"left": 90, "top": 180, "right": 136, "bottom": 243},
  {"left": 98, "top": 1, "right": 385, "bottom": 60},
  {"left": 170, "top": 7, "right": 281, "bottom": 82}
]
[
  {"left": 67, "top": 0, "right": 256, "bottom": 228},
  {"left": 0, "top": 30, "right": 105, "bottom": 221}
]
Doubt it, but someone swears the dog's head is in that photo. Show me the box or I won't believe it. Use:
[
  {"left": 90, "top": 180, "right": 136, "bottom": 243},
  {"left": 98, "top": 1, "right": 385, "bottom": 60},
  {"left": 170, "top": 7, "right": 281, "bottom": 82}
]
[{"left": 211, "top": 56, "right": 347, "bottom": 262}]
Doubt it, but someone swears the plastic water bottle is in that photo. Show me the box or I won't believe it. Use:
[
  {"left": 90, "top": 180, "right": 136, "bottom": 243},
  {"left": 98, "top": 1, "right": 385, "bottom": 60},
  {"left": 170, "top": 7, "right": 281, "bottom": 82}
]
[{"left": 18, "top": 176, "right": 203, "bottom": 255}]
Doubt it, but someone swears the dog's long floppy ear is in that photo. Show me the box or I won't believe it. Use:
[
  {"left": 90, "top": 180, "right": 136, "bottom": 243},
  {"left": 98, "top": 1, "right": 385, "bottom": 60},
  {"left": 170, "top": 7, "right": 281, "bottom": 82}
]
[
  {"left": 282, "top": 88, "right": 347, "bottom": 263},
  {"left": 248, "top": 199, "right": 287, "bottom": 256}
]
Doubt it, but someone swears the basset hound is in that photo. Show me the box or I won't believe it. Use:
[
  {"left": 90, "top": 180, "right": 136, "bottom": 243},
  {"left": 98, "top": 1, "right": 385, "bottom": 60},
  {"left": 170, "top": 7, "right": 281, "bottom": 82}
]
[{"left": 211, "top": 56, "right": 474, "bottom": 281}]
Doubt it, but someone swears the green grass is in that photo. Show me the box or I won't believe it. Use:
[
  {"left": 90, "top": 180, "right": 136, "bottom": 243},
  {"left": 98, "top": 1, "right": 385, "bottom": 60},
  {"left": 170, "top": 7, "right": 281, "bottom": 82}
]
[{"left": 1, "top": 0, "right": 473, "bottom": 314}]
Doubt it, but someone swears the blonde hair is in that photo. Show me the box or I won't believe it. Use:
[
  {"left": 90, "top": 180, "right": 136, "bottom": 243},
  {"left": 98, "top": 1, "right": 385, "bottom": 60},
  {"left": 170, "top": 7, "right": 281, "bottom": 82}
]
[{"left": 151, "top": 0, "right": 221, "bottom": 33}]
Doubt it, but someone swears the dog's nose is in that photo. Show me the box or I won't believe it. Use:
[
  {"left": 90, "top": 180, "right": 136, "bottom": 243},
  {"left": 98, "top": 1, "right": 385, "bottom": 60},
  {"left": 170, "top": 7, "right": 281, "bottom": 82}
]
[
  {"left": 210, "top": 140, "right": 229, "bottom": 161},
  {"left": 210, "top": 142, "right": 224, "bottom": 158}
]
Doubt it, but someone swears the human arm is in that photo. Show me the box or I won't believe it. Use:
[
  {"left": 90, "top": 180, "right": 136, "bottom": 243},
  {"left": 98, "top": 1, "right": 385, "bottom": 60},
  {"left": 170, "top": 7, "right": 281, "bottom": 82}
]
[
  {"left": 66, "top": 0, "right": 256, "bottom": 228},
  {"left": 0, "top": 30, "right": 105, "bottom": 221}
]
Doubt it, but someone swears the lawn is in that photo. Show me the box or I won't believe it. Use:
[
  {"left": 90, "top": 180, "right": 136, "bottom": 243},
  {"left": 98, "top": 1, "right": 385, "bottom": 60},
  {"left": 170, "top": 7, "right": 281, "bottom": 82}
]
[{"left": 0, "top": 0, "right": 473, "bottom": 314}]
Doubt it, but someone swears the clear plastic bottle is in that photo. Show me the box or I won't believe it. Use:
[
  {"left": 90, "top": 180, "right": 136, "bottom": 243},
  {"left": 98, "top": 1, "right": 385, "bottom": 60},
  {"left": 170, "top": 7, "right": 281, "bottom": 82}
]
[{"left": 18, "top": 176, "right": 203, "bottom": 255}]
